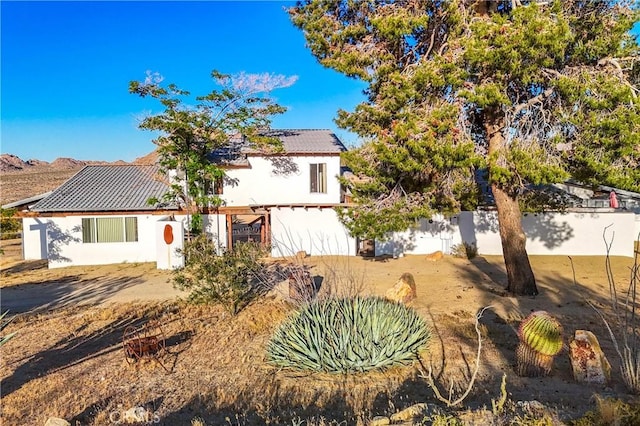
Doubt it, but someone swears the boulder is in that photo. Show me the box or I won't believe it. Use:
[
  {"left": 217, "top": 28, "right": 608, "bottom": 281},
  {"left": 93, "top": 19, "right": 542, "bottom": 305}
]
[
  {"left": 569, "top": 330, "right": 611, "bottom": 384},
  {"left": 425, "top": 250, "right": 444, "bottom": 261},
  {"left": 44, "top": 418, "right": 70, "bottom": 426},
  {"left": 385, "top": 273, "right": 417, "bottom": 304}
]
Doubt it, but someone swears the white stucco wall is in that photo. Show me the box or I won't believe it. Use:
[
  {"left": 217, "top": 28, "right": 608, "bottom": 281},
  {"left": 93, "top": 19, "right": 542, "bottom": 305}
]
[
  {"left": 23, "top": 215, "right": 167, "bottom": 268},
  {"left": 155, "top": 220, "right": 185, "bottom": 270},
  {"left": 220, "top": 155, "right": 342, "bottom": 206},
  {"left": 470, "top": 210, "right": 635, "bottom": 257},
  {"left": 270, "top": 207, "right": 356, "bottom": 257},
  {"left": 376, "top": 210, "right": 636, "bottom": 258},
  {"left": 22, "top": 217, "right": 49, "bottom": 260},
  {"left": 375, "top": 215, "right": 460, "bottom": 257},
  {"left": 203, "top": 214, "right": 228, "bottom": 251}
]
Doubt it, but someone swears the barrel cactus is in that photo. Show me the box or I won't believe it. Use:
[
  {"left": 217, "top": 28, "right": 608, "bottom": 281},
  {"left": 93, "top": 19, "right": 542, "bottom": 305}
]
[
  {"left": 516, "top": 311, "right": 563, "bottom": 377},
  {"left": 266, "top": 296, "right": 431, "bottom": 373}
]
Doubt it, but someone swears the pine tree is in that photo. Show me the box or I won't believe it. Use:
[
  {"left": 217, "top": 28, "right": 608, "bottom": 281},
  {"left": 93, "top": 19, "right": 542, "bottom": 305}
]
[{"left": 290, "top": 0, "right": 640, "bottom": 296}]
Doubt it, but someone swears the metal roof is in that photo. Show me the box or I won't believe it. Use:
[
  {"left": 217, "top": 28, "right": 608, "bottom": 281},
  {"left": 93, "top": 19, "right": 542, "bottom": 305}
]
[
  {"left": 31, "top": 165, "right": 172, "bottom": 212},
  {"left": 261, "top": 129, "right": 347, "bottom": 154},
  {"left": 210, "top": 129, "right": 346, "bottom": 164},
  {"left": 2, "top": 192, "right": 52, "bottom": 210}
]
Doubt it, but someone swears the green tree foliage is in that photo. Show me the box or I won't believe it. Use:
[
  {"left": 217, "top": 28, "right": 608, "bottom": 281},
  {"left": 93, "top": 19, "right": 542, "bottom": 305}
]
[
  {"left": 0, "top": 208, "right": 21, "bottom": 240},
  {"left": 129, "top": 70, "right": 296, "bottom": 234},
  {"left": 173, "top": 235, "right": 270, "bottom": 315},
  {"left": 290, "top": 0, "right": 640, "bottom": 295}
]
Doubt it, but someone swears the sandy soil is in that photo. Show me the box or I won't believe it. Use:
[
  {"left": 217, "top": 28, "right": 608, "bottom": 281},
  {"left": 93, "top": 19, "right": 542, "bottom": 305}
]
[
  {"left": 1, "top": 238, "right": 639, "bottom": 425},
  {"left": 0, "top": 168, "right": 82, "bottom": 205}
]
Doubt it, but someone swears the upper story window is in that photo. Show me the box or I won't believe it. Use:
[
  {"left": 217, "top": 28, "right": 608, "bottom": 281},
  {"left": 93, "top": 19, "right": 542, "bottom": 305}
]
[
  {"left": 214, "top": 177, "right": 224, "bottom": 195},
  {"left": 82, "top": 217, "right": 138, "bottom": 243},
  {"left": 310, "top": 163, "right": 327, "bottom": 193}
]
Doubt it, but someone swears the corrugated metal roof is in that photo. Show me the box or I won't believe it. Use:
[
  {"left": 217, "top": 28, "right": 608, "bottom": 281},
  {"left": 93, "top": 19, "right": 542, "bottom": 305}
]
[
  {"left": 210, "top": 129, "right": 346, "bottom": 164},
  {"left": 31, "top": 165, "right": 172, "bottom": 212},
  {"left": 262, "top": 129, "right": 347, "bottom": 154}
]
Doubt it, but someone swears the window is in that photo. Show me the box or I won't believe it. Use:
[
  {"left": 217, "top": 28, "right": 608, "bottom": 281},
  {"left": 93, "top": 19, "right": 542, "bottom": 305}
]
[
  {"left": 214, "top": 177, "right": 224, "bottom": 195},
  {"left": 310, "top": 163, "right": 327, "bottom": 193},
  {"left": 82, "top": 217, "right": 138, "bottom": 243}
]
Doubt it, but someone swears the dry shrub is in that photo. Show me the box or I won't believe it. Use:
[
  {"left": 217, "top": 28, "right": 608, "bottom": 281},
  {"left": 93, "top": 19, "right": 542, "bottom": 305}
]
[{"left": 586, "top": 228, "right": 640, "bottom": 394}]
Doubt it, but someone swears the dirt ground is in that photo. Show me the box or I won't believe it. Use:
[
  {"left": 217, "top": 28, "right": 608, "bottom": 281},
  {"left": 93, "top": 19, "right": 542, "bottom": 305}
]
[
  {"left": 1, "top": 238, "right": 639, "bottom": 425},
  {"left": 0, "top": 168, "right": 81, "bottom": 205}
]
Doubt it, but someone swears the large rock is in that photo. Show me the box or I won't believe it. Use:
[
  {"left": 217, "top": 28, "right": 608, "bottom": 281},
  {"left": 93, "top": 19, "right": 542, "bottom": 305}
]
[
  {"left": 44, "top": 418, "right": 70, "bottom": 426},
  {"left": 569, "top": 330, "right": 611, "bottom": 384},
  {"left": 425, "top": 250, "right": 444, "bottom": 261},
  {"left": 385, "top": 273, "right": 417, "bottom": 304}
]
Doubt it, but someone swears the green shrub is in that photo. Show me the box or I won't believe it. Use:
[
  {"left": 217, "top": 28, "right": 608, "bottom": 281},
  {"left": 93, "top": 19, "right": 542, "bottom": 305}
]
[
  {"left": 266, "top": 296, "right": 431, "bottom": 373},
  {"left": 571, "top": 396, "right": 640, "bottom": 426},
  {"left": 173, "top": 235, "right": 269, "bottom": 315},
  {"left": 0, "top": 208, "right": 21, "bottom": 240},
  {"left": 451, "top": 242, "right": 478, "bottom": 259}
]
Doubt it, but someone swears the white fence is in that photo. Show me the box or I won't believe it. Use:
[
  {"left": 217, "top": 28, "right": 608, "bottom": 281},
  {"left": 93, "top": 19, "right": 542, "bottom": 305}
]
[{"left": 377, "top": 209, "right": 637, "bottom": 258}]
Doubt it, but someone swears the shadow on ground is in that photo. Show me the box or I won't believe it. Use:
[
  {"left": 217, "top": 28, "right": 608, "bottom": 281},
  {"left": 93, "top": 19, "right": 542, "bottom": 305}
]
[{"left": 0, "top": 275, "right": 147, "bottom": 313}]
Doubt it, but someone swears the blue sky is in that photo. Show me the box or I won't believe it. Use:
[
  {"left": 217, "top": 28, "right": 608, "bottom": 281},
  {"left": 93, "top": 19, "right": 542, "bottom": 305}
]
[{"left": 1, "top": 1, "right": 367, "bottom": 162}]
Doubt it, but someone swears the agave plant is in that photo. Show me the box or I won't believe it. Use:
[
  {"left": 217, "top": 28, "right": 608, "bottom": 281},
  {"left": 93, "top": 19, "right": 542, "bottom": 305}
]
[
  {"left": 266, "top": 296, "right": 431, "bottom": 373},
  {"left": 516, "top": 311, "right": 563, "bottom": 377},
  {"left": 0, "top": 310, "right": 16, "bottom": 347}
]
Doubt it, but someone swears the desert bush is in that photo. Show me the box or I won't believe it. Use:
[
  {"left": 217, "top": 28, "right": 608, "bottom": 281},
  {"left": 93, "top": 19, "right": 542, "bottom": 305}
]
[
  {"left": 266, "top": 296, "right": 430, "bottom": 373},
  {"left": 571, "top": 396, "right": 640, "bottom": 426},
  {"left": 0, "top": 208, "right": 21, "bottom": 240},
  {"left": 588, "top": 228, "right": 640, "bottom": 393},
  {"left": 450, "top": 242, "right": 478, "bottom": 260},
  {"left": 173, "top": 235, "right": 271, "bottom": 315}
]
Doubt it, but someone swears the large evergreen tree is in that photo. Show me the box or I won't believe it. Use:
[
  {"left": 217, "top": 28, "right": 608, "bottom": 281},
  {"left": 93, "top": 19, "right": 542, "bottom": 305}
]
[{"left": 290, "top": 0, "right": 640, "bottom": 295}]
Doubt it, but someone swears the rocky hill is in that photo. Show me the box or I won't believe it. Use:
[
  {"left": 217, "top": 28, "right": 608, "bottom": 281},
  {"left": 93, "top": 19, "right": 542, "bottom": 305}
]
[
  {"left": 0, "top": 152, "right": 156, "bottom": 205},
  {"left": 0, "top": 154, "right": 135, "bottom": 173}
]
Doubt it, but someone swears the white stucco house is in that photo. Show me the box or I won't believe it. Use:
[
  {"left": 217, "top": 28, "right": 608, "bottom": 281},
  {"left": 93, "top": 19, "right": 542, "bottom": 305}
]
[
  {"left": 18, "top": 129, "right": 357, "bottom": 268},
  {"left": 13, "top": 128, "right": 639, "bottom": 269}
]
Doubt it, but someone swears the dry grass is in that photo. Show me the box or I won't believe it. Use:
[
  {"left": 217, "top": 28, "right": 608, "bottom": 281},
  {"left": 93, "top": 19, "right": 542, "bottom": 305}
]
[
  {"left": 0, "top": 168, "right": 81, "bottom": 205},
  {"left": 2, "top": 242, "right": 640, "bottom": 424}
]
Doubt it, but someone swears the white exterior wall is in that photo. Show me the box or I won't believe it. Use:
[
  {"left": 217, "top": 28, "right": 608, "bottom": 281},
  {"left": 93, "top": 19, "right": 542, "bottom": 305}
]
[
  {"left": 220, "top": 155, "right": 342, "bottom": 206},
  {"left": 375, "top": 214, "right": 460, "bottom": 257},
  {"left": 470, "top": 210, "right": 635, "bottom": 257},
  {"left": 155, "top": 220, "right": 185, "bottom": 270},
  {"left": 23, "top": 214, "right": 168, "bottom": 268},
  {"left": 377, "top": 210, "right": 636, "bottom": 258},
  {"left": 22, "top": 217, "right": 49, "bottom": 260},
  {"left": 270, "top": 207, "right": 356, "bottom": 257},
  {"left": 203, "top": 214, "right": 228, "bottom": 251}
]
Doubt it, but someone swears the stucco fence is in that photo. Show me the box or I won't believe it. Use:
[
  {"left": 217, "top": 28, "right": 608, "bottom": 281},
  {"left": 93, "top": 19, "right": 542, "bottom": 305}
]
[
  {"left": 375, "top": 209, "right": 638, "bottom": 258},
  {"left": 21, "top": 208, "right": 638, "bottom": 269}
]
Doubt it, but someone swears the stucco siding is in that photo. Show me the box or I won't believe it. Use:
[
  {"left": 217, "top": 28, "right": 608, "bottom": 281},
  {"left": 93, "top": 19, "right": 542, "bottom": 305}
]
[
  {"left": 270, "top": 207, "right": 356, "bottom": 257},
  {"left": 377, "top": 210, "right": 636, "bottom": 258},
  {"left": 220, "top": 155, "right": 342, "bottom": 206},
  {"left": 23, "top": 215, "right": 164, "bottom": 268}
]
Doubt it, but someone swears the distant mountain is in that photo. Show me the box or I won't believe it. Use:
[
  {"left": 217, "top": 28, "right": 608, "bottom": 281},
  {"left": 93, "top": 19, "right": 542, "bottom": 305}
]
[
  {"left": 132, "top": 150, "right": 158, "bottom": 165},
  {"left": 0, "top": 153, "right": 154, "bottom": 173}
]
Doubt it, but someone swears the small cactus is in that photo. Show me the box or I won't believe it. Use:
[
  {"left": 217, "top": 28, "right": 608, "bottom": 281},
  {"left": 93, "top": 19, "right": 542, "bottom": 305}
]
[{"left": 516, "top": 311, "right": 563, "bottom": 377}]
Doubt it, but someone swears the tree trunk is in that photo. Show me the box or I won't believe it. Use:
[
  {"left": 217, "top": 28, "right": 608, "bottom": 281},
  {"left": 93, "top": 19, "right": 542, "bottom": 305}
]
[{"left": 485, "top": 112, "right": 539, "bottom": 296}]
